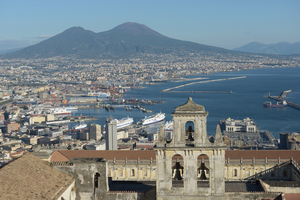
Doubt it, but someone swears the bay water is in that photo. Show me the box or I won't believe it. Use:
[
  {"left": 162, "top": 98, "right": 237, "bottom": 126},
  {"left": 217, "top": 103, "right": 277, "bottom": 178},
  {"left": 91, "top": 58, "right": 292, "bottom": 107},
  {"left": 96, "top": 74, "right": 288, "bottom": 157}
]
[{"left": 72, "top": 67, "right": 300, "bottom": 139}]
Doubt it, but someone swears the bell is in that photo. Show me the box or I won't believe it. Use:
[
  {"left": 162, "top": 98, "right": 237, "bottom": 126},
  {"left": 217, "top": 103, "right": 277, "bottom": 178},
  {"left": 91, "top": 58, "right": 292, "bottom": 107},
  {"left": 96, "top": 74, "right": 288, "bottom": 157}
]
[
  {"left": 199, "top": 162, "right": 208, "bottom": 180},
  {"left": 187, "top": 126, "right": 194, "bottom": 141},
  {"left": 200, "top": 169, "right": 207, "bottom": 180},
  {"left": 172, "top": 161, "right": 183, "bottom": 180},
  {"left": 174, "top": 169, "right": 182, "bottom": 180}
]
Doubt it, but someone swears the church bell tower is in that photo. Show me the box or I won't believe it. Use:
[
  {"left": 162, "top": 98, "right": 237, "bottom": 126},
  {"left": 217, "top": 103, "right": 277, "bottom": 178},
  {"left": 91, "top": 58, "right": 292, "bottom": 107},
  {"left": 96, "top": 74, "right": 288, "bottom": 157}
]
[{"left": 156, "top": 97, "right": 226, "bottom": 200}]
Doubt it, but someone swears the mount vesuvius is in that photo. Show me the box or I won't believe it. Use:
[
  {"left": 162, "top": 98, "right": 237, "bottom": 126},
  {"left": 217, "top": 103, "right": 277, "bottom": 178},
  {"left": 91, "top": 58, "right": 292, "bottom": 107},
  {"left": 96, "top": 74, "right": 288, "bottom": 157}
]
[{"left": 1, "top": 22, "right": 233, "bottom": 59}]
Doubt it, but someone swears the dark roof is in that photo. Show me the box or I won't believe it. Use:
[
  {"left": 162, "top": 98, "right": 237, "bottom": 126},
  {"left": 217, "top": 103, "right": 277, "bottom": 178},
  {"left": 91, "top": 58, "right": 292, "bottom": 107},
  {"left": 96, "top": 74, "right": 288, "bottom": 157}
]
[
  {"left": 225, "top": 181, "right": 264, "bottom": 192},
  {"left": 109, "top": 181, "right": 156, "bottom": 193},
  {"left": 0, "top": 153, "right": 73, "bottom": 200}
]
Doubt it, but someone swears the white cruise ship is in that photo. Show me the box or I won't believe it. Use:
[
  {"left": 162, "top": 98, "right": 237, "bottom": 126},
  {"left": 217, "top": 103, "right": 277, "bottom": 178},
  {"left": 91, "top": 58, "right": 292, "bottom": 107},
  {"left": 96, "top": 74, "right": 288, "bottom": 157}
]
[
  {"left": 141, "top": 112, "right": 165, "bottom": 126},
  {"left": 164, "top": 120, "right": 173, "bottom": 131},
  {"left": 86, "top": 91, "right": 111, "bottom": 98},
  {"left": 115, "top": 117, "right": 134, "bottom": 129},
  {"left": 73, "top": 120, "right": 87, "bottom": 130},
  {"left": 65, "top": 106, "right": 78, "bottom": 111},
  {"left": 47, "top": 107, "right": 71, "bottom": 115}
]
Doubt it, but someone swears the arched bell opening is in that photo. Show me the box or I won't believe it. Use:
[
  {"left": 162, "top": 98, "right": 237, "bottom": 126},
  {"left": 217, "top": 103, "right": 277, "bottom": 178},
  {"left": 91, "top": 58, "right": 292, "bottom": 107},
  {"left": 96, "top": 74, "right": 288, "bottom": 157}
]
[
  {"left": 94, "top": 172, "right": 100, "bottom": 189},
  {"left": 185, "top": 121, "right": 195, "bottom": 146},
  {"left": 171, "top": 154, "right": 184, "bottom": 188},
  {"left": 197, "top": 154, "right": 209, "bottom": 188}
]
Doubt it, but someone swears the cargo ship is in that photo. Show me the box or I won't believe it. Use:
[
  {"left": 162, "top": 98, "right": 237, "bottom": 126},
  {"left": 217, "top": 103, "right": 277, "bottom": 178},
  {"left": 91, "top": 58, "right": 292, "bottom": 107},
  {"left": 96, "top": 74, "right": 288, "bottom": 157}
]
[
  {"left": 115, "top": 117, "right": 134, "bottom": 129},
  {"left": 141, "top": 112, "right": 165, "bottom": 126},
  {"left": 263, "top": 101, "right": 287, "bottom": 107}
]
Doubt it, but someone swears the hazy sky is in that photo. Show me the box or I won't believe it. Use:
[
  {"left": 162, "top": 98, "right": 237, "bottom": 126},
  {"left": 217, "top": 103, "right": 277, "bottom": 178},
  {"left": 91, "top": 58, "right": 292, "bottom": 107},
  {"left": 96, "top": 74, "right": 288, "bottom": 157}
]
[{"left": 0, "top": 0, "right": 299, "bottom": 50}]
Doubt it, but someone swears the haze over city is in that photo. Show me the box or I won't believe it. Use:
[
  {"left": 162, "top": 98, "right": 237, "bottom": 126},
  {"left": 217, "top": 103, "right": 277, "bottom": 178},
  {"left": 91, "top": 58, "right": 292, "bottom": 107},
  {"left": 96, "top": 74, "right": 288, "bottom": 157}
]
[{"left": 1, "top": 0, "right": 299, "bottom": 50}]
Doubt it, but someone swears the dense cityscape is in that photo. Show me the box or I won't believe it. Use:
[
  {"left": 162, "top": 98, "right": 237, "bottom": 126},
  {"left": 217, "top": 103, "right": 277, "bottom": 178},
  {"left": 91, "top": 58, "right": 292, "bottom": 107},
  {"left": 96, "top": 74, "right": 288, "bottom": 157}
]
[
  {"left": 1, "top": 2, "right": 300, "bottom": 197},
  {"left": 0, "top": 51, "right": 299, "bottom": 161}
]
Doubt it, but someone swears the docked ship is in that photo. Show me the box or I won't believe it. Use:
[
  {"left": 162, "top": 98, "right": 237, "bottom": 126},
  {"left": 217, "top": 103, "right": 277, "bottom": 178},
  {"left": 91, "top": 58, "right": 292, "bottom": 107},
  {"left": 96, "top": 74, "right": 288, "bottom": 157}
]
[
  {"left": 73, "top": 120, "right": 87, "bottom": 130},
  {"left": 65, "top": 106, "right": 78, "bottom": 111},
  {"left": 86, "top": 91, "right": 111, "bottom": 98},
  {"left": 141, "top": 112, "right": 165, "bottom": 126},
  {"left": 164, "top": 120, "right": 173, "bottom": 131},
  {"left": 47, "top": 107, "right": 72, "bottom": 115},
  {"left": 115, "top": 117, "right": 134, "bottom": 129},
  {"left": 263, "top": 101, "right": 287, "bottom": 107}
]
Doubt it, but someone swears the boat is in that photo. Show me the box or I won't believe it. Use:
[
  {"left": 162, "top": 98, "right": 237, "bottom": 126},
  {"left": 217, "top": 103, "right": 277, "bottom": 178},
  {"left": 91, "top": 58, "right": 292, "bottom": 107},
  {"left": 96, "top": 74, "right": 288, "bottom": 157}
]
[
  {"left": 263, "top": 101, "right": 287, "bottom": 107},
  {"left": 141, "top": 112, "right": 165, "bottom": 126},
  {"left": 47, "top": 107, "right": 72, "bottom": 115},
  {"left": 86, "top": 91, "right": 111, "bottom": 98},
  {"left": 73, "top": 120, "right": 87, "bottom": 130},
  {"left": 115, "top": 117, "right": 134, "bottom": 129},
  {"left": 164, "top": 120, "right": 173, "bottom": 131},
  {"left": 65, "top": 106, "right": 78, "bottom": 111}
]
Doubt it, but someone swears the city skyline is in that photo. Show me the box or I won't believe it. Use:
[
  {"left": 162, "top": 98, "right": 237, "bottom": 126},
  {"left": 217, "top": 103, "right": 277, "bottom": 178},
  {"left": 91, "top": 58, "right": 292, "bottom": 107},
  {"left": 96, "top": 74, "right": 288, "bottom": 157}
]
[{"left": 0, "top": 0, "right": 299, "bottom": 50}]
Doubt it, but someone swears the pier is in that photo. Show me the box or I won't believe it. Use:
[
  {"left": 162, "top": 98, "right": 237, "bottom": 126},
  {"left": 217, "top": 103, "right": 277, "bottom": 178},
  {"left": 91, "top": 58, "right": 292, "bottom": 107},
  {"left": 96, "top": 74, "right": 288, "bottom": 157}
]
[
  {"left": 161, "top": 76, "right": 246, "bottom": 92},
  {"left": 161, "top": 91, "right": 233, "bottom": 94},
  {"left": 265, "top": 90, "right": 300, "bottom": 110}
]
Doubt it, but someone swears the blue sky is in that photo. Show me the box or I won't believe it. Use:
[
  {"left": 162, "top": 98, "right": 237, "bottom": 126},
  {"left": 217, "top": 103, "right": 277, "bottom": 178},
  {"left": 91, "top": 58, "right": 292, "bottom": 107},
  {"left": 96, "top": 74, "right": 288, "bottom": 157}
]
[{"left": 0, "top": 0, "right": 299, "bottom": 50}]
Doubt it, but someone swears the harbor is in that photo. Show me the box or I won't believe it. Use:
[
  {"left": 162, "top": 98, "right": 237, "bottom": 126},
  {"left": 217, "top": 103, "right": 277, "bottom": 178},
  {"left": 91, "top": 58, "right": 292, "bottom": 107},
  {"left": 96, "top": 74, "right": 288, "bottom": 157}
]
[{"left": 264, "top": 90, "right": 300, "bottom": 110}]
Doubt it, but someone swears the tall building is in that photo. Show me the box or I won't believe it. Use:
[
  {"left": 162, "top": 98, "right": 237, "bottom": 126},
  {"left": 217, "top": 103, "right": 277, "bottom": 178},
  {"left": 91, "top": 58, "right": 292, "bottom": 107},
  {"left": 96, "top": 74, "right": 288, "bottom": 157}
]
[
  {"left": 105, "top": 118, "right": 117, "bottom": 150},
  {"left": 280, "top": 132, "right": 300, "bottom": 150},
  {"left": 89, "top": 123, "right": 101, "bottom": 141}
]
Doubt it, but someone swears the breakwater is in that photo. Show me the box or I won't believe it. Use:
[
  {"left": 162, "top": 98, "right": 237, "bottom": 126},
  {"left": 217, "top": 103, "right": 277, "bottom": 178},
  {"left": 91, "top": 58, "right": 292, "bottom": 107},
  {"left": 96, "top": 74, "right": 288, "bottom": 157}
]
[
  {"left": 161, "top": 76, "right": 246, "bottom": 92},
  {"left": 268, "top": 96, "right": 300, "bottom": 110},
  {"left": 161, "top": 91, "right": 233, "bottom": 93}
]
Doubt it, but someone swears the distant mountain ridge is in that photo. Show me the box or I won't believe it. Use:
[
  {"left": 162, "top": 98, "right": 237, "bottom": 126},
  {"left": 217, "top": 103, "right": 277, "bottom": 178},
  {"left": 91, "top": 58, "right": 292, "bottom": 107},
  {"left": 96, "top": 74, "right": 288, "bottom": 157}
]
[
  {"left": 234, "top": 42, "right": 300, "bottom": 55},
  {"left": 1, "top": 22, "right": 232, "bottom": 59}
]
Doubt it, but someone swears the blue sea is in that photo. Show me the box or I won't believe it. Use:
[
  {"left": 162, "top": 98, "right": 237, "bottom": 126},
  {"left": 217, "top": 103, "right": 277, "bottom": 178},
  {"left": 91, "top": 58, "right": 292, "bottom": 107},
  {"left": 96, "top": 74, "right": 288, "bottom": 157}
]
[{"left": 71, "top": 67, "right": 300, "bottom": 139}]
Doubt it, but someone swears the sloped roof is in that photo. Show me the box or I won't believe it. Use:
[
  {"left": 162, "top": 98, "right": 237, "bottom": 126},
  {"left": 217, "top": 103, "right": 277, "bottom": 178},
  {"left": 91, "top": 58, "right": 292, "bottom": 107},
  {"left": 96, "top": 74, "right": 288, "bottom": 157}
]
[
  {"left": 0, "top": 153, "right": 73, "bottom": 200},
  {"left": 51, "top": 150, "right": 156, "bottom": 162},
  {"left": 225, "top": 150, "right": 300, "bottom": 161},
  {"left": 50, "top": 150, "right": 300, "bottom": 162},
  {"left": 173, "top": 97, "right": 205, "bottom": 114}
]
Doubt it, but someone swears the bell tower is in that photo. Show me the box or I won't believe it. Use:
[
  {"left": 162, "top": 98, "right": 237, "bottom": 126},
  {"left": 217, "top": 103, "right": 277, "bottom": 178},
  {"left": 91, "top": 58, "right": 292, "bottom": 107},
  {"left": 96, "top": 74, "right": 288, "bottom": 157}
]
[{"left": 156, "top": 97, "right": 226, "bottom": 200}]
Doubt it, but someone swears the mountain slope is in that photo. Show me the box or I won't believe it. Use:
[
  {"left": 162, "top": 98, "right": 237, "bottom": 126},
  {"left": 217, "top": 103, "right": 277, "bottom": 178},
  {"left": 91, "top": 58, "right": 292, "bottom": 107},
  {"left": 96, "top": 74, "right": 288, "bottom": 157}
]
[
  {"left": 234, "top": 42, "right": 300, "bottom": 55},
  {"left": 2, "top": 22, "right": 231, "bottom": 59}
]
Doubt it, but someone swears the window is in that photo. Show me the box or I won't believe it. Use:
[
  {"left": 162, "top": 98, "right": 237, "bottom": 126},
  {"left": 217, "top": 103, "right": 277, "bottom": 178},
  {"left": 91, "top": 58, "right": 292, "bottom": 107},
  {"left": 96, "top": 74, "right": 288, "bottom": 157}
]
[
  {"left": 94, "top": 173, "right": 100, "bottom": 188},
  {"left": 283, "top": 169, "right": 288, "bottom": 177},
  {"left": 271, "top": 170, "right": 275, "bottom": 177},
  {"left": 233, "top": 169, "right": 238, "bottom": 177},
  {"left": 119, "top": 170, "right": 123, "bottom": 177},
  {"left": 131, "top": 169, "right": 135, "bottom": 177}
]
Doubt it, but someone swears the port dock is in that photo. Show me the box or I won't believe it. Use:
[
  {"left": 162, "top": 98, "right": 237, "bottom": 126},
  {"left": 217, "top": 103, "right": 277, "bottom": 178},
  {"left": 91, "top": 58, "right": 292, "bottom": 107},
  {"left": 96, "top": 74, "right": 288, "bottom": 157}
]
[{"left": 265, "top": 90, "right": 300, "bottom": 110}]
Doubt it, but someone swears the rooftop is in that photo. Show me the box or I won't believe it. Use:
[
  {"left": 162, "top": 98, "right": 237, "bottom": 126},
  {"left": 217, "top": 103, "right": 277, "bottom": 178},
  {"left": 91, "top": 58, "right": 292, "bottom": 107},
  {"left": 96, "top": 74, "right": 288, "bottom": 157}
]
[
  {"left": 0, "top": 153, "right": 73, "bottom": 200},
  {"left": 50, "top": 150, "right": 300, "bottom": 163}
]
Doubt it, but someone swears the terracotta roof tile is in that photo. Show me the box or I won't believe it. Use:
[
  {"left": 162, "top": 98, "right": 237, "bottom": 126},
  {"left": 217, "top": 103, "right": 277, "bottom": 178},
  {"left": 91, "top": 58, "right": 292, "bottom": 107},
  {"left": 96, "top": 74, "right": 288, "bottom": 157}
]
[
  {"left": 282, "top": 193, "right": 300, "bottom": 200},
  {"left": 50, "top": 150, "right": 300, "bottom": 163},
  {"left": 225, "top": 150, "right": 300, "bottom": 161},
  {"left": 0, "top": 153, "right": 73, "bottom": 200},
  {"left": 51, "top": 150, "right": 156, "bottom": 162}
]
